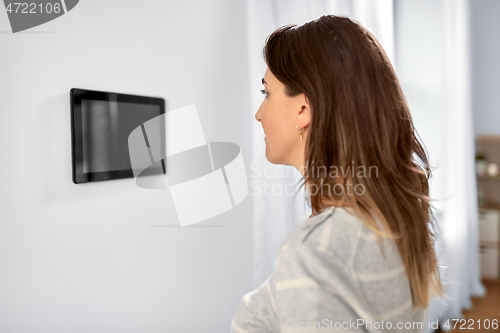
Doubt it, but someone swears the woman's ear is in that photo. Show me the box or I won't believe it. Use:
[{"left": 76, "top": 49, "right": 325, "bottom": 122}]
[{"left": 297, "top": 93, "right": 311, "bottom": 129}]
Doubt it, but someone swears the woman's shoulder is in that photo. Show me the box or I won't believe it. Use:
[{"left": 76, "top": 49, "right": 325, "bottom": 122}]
[
  {"left": 274, "top": 206, "right": 418, "bottom": 323},
  {"left": 305, "top": 206, "right": 364, "bottom": 245},
  {"left": 291, "top": 206, "right": 399, "bottom": 260},
  {"left": 279, "top": 205, "right": 407, "bottom": 293},
  {"left": 283, "top": 206, "right": 367, "bottom": 256}
]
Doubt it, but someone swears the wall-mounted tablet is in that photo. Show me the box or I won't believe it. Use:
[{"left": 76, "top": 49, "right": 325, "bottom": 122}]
[{"left": 71, "top": 88, "right": 165, "bottom": 184}]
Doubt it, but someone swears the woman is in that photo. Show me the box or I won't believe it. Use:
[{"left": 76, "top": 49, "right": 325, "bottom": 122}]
[{"left": 231, "top": 15, "right": 443, "bottom": 333}]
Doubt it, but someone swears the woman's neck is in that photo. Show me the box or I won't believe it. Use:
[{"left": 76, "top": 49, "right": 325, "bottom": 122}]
[{"left": 309, "top": 198, "right": 350, "bottom": 218}]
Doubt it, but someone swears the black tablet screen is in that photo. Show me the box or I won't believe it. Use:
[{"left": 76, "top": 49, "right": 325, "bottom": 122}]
[{"left": 81, "top": 99, "right": 160, "bottom": 173}]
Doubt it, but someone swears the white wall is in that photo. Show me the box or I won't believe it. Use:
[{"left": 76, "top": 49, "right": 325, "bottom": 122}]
[
  {"left": 470, "top": 0, "right": 500, "bottom": 135},
  {"left": 0, "top": 1, "right": 254, "bottom": 332}
]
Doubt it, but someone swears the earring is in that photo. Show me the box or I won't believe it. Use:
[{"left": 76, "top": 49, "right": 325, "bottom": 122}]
[{"left": 296, "top": 125, "right": 303, "bottom": 142}]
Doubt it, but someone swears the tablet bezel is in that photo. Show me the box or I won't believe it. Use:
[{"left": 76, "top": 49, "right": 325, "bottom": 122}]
[{"left": 70, "top": 88, "right": 165, "bottom": 184}]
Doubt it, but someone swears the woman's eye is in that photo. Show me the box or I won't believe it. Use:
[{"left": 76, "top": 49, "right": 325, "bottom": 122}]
[{"left": 260, "top": 89, "right": 268, "bottom": 98}]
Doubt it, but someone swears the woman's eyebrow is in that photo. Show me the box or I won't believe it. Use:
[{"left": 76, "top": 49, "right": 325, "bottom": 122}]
[{"left": 261, "top": 78, "right": 267, "bottom": 85}]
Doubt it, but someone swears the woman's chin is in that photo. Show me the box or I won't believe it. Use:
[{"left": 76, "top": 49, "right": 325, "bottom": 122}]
[
  {"left": 265, "top": 148, "right": 281, "bottom": 165},
  {"left": 264, "top": 148, "right": 274, "bottom": 163}
]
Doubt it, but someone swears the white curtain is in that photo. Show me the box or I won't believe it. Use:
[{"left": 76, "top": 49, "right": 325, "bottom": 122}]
[
  {"left": 245, "top": 0, "right": 484, "bottom": 330},
  {"left": 424, "top": 0, "right": 486, "bottom": 331},
  {"left": 246, "top": 0, "right": 320, "bottom": 291}
]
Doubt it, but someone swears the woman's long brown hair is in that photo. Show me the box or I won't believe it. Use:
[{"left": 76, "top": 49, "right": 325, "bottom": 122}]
[{"left": 263, "top": 15, "right": 443, "bottom": 308}]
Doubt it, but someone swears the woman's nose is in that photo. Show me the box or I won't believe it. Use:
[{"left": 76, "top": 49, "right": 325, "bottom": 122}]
[{"left": 255, "top": 110, "right": 261, "bottom": 122}]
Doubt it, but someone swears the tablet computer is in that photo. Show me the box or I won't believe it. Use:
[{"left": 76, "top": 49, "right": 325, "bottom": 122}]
[{"left": 70, "top": 88, "right": 165, "bottom": 184}]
